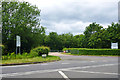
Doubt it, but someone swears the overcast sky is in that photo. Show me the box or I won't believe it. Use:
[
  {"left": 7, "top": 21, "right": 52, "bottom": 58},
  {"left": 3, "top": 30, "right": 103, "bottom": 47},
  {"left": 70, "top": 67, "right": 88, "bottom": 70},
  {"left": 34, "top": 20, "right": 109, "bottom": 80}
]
[{"left": 20, "top": 0, "right": 119, "bottom": 35}]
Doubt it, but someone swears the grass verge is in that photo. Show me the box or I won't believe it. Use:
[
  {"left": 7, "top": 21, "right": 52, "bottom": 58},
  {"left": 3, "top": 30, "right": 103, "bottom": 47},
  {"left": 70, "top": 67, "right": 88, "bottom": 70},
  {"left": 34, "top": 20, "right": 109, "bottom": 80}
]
[
  {"left": 1, "top": 55, "right": 61, "bottom": 65},
  {"left": 61, "top": 52, "right": 119, "bottom": 57}
]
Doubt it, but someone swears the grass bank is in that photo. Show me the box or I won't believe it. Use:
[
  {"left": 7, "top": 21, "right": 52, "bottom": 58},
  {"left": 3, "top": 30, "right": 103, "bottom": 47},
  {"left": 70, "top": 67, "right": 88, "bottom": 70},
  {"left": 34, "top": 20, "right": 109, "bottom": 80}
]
[{"left": 1, "top": 55, "right": 61, "bottom": 65}]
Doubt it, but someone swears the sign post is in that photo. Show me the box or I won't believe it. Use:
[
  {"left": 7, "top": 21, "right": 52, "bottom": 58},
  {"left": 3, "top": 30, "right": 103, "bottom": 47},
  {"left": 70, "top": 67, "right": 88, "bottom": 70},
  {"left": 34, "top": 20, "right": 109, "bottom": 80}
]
[
  {"left": 16, "top": 35, "right": 21, "bottom": 54},
  {"left": 111, "top": 42, "right": 118, "bottom": 49}
]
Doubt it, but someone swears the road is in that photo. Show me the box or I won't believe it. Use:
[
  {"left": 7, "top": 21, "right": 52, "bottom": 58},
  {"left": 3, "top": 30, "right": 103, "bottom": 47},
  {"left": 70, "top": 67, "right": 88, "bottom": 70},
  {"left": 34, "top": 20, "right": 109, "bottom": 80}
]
[{"left": 1, "top": 52, "right": 120, "bottom": 80}]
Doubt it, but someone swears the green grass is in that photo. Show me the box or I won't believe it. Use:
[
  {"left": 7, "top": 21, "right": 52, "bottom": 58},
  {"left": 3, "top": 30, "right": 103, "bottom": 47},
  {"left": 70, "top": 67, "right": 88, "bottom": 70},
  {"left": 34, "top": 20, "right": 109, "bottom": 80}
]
[
  {"left": 1, "top": 55, "right": 61, "bottom": 65},
  {"left": 61, "top": 52, "right": 119, "bottom": 57}
]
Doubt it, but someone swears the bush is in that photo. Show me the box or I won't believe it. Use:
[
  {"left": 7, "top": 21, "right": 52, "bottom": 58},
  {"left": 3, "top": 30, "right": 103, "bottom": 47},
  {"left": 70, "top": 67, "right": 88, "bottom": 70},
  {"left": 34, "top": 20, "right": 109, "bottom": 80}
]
[
  {"left": 62, "top": 48, "right": 120, "bottom": 55},
  {"left": 2, "top": 52, "right": 27, "bottom": 60},
  {"left": 30, "top": 46, "right": 50, "bottom": 56},
  {"left": 2, "top": 46, "right": 50, "bottom": 60}
]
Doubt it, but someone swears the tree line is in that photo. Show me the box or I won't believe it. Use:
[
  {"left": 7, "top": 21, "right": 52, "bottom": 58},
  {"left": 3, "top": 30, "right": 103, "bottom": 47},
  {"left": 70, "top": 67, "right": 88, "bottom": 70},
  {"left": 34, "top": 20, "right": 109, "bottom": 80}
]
[
  {"left": 44, "top": 22, "right": 120, "bottom": 50},
  {"left": 2, "top": 2, "right": 120, "bottom": 55}
]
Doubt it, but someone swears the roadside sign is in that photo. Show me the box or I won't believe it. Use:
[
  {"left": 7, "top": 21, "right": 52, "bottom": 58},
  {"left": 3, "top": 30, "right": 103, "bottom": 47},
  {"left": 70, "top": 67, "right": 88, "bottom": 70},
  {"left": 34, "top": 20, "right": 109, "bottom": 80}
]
[
  {"left": 111, "top": 42, "right": 118, "bottom": 49},
  {"left": 16, "top": 36, "right": 21, "bottom": 47},
  {"left": 42, "top": 54, "right": 47, "bottom": 58}
]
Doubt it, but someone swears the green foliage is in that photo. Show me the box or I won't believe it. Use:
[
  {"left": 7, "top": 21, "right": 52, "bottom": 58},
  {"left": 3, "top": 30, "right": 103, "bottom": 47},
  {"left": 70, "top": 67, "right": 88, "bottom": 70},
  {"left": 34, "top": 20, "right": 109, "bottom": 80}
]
[
  {"left": 2, "top": 52, "right": 27, "bottom": 60},
  {"left": 62, "top": 48, "right": 72, "bottom": 51},
  {"left": 2, "top": 46, "right": 50, "bottom": 60},
  {"left": 45, "top": 22, "right": 120, "bottom": 50},
  {"left": 45, "top": 32, "right": 82, "bottom": 50},
  {"left": 30, "top": 46, "right": 50, "bottom": 56},
  {"left": 83, "top": 22, "right": 120, "bottom": 48},
  {"left": 63, "top": 48, "right": 120, "bottom": 55},
  {"left": 84, "top": 22, "right": 103, "bottom": 48},
  {"left": 0, "top": 45, "right": 4, "bottom": 55},
  {"left": 44, "top": 32, "right": 62, "bottom": 50},
  {"left": 2, "top": 2, "right": 46, "bottom": 55}
]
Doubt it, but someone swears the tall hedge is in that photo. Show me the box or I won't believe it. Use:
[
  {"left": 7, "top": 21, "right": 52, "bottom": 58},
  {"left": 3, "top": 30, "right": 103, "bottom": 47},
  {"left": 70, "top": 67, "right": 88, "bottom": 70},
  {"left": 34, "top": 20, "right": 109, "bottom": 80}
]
[{"left": 63, "top": 48, "right": 120, "bottom": 55}]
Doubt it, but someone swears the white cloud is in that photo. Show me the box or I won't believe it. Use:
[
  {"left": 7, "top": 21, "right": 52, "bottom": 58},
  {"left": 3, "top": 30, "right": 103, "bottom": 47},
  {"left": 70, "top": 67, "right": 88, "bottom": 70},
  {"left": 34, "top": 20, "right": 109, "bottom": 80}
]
[
  {"left": 18, "top": 0, "right": 119, "bottom": 35},
  {"left": 45, "top": 21, "right": 92, "bottom": 35}
]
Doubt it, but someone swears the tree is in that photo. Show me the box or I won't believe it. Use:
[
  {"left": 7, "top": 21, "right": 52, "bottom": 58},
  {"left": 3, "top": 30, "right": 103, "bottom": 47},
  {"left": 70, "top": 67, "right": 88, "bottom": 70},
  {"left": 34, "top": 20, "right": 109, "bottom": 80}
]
[
  {"left": 106, "top": 23, "right": 120, "bottom": 48},
  {"left": 74, "top": 34, "right": 85, "bottom": 48},
  {"left": 2, "top": 2, "right": 45, "bottom": 54},
  {"left": 60, "top": 33, "right": 74, "bottom": 48},
  {"left": 85, "top": 22, "right": 120, "bottom": 49},
  {"left": 45, "top": 32, "right": 62, "bottom": 50},
  {"left": 88, "top": 30, "right": 104, "bottom": 48},
  {"left": 84, "top": 22, "right": 103, "bottom": 48}
]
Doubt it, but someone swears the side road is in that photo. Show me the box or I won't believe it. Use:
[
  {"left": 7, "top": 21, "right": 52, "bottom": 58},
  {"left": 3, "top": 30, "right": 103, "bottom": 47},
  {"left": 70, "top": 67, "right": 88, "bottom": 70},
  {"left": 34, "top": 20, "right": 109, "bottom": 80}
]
[{"left": 49, "top": 52, "right": 119, "bottom": 61}]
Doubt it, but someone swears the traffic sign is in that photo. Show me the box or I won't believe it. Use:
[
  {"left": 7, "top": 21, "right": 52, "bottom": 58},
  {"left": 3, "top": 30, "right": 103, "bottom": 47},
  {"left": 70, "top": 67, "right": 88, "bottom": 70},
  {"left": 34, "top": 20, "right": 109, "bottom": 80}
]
[
  {"left": 16, "top": 36, "right": 21, "bottom": 47},
  {"left": 111, "top": 42, "right": 118, "bottom": 49}
]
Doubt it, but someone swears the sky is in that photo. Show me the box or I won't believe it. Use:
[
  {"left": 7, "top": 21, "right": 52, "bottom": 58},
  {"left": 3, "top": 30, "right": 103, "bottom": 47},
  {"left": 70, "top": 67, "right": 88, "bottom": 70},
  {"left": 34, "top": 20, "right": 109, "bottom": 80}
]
[{"left": 19, "top": 0, "right": 119, "bottom": 35}]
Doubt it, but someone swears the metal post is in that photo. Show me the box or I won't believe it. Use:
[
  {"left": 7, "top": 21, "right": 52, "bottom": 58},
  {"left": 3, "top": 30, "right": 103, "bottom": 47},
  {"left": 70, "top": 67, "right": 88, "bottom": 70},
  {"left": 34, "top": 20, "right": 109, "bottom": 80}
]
[
  {"left": 19, "top": 47, "right": 20, "bottom": 54},
  {"left": 16, "top": 47, "right": 17, "bottom": 55}
]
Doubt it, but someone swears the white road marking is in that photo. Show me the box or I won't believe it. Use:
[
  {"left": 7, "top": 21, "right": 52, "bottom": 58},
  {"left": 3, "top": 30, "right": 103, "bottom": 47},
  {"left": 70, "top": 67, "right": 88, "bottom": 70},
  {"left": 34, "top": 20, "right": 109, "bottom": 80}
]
[
  {"left": 2, "top": 70, "right": 57, "bottom": 77},
  {"left": 60, "top": 63, "right": 118, "bottom": 70},
  {"left": 65, "top": 69, "right": 119, "bottom": 75},
  {"left": 61, "top": 63, "right": 70, "bottom": 65},
  {"left": 2, "top": 63, "right": 118, "bottom": 77},
  {"left": 50, "top": 62, "right": 55, "bottom": 63},
  {"left": 90, "top": 61, "right": 95, "bottom": 62},
  {"left": 2, "top": 65, "right": 30, "bottom": 68},
  {"left": 41, "top": 63, "right": 48, "bottom": 65},
  {"left": 58, "top": 71, "right": 70, "bottom": 80},
  {"left": 102, "top": 60, "right": 108, "bottom": 62}
]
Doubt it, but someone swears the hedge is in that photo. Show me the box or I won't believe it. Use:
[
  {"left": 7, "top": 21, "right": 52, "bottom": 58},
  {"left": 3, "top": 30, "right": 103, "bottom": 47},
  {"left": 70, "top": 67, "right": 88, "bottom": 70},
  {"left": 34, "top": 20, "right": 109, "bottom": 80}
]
[
  {"left": 30, "top": 46, "right": 50, "bottom": 56},
  {"left": 62, "top": 48, "right": 120, "bottom": 55}
]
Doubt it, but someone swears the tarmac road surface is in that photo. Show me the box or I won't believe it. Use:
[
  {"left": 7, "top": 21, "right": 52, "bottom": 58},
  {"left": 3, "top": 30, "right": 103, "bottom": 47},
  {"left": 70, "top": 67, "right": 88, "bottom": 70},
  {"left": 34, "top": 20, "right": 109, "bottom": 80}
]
[{"left": 1, "top": 52, "right": 120, "bottom": 80}]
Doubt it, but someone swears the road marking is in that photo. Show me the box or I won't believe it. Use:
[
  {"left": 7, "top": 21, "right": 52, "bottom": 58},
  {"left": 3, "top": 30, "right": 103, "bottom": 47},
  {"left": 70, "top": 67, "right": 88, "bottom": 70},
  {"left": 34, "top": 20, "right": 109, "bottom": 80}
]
[
  {"left": 50, "top": 62, "right": 55, "bottom": 63},
  {"left": 58, "top": 71, "right": 70, "bottom": 80},
  {"left": 2, "top": 63, "right": 118, "bottom": 77},
  {"left": 90, "top": 61, "right": 95, "bottom": 62},
  {"left": 60, "top": 63, "right": 119, "bottom": 70},
  {"left": 2, "top": 70, "right": 57, "bottom": 77},
  {"left": 61, "top": 63, "right": 70, "bottom": 64},
  {"left": 41, "top": 63, "right": 48, "bottom": 65},
  {"left": 102, "top": 60, "right": 108, "bottom": 62},
  {"left": 65, "top": 69, "right": 119, "bottom": 75}
]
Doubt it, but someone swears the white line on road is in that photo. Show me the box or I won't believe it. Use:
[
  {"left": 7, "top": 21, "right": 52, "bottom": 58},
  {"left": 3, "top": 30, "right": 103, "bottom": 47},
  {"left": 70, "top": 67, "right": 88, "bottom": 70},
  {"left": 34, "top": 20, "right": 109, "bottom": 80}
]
[
  {"left": 65, "top": 69, "right": 119, "bottom": 75},
  {"left": 41, "top": 63, "right": 48, "bottom": 65},
  {"left": 60, "top": 63, "right": 119, "bottom": 71},
  {"left": 58, "top": 71, "right": 70, "bottom": 80},
  {"left": 2, "top": 63, "right": 119, "bottom": 77},
  {"left": 61, "top": 63, "right": 70, "bottom": 65},
  {"left": 102, "top": 60, "right": 108, "bottom": 62},
  {"left": 2, "top": 70, "right": 57, "bottom": 77},
  {"left": 90, "top": 61, "right": 95, "bottom": 62}
]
